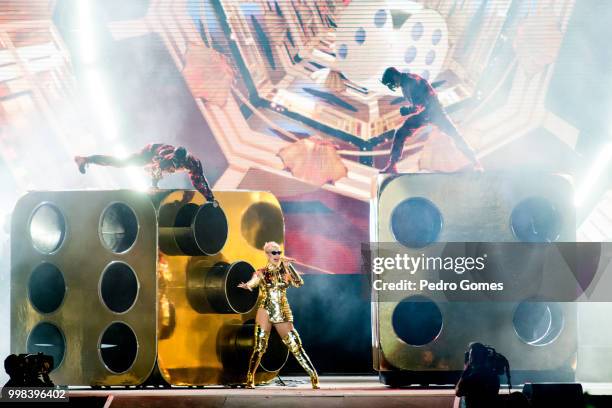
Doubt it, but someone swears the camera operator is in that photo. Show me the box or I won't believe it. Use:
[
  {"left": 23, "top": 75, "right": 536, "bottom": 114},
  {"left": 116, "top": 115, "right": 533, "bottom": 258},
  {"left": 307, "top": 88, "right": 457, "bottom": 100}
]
[
  {"left": 455, "top": 342, "right": 504, "bottom": 408},
  {"left": 3, "top": 355, "right": 25, "bottom": 387}
]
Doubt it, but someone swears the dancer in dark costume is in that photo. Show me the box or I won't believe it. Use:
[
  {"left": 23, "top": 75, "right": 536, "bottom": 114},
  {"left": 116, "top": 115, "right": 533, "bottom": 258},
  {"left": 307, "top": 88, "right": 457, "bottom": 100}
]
[
  {"left": 74, "top": 143, "right": 216, "bottom": 203},
  {"left": 380, "top": 67, "right": 482, "bottom": 173}
]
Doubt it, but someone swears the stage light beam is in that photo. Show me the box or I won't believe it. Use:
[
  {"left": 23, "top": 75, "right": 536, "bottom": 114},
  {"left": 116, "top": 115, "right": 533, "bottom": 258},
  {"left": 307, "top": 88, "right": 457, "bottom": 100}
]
[
  {"left": 76, "top": 0, "right": 146, "bottom": 191},
  {"left": 575, "top": 142, "right": 612, "bottom": 206},
  {"left": 77, "top": 0, "right": 97, "bottom": 65},
  {"left": 113, "top": 146, "right": 150, "bottom": 192}
]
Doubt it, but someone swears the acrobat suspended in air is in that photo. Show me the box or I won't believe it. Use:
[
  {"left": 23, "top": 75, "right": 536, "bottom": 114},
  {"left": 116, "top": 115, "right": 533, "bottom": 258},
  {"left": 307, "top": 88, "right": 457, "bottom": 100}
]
[
  {"left": 74, "top": 143, "right": 216, "bottom": 203},
  {"left": 380, "top": 67, "right": 482, "bottom": 173}
]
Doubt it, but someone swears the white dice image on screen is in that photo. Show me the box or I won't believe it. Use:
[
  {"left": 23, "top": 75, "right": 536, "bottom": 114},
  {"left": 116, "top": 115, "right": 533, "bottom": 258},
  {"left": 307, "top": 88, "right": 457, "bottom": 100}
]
[
  {"left": 334, "top": 0, "right": 449, "bottom": 95},
  {"left": 334, "top": 1, "right": 396, "bottom": 93},
  {"left": 388, "top": 2, "right": 449, "bottom": 84}
]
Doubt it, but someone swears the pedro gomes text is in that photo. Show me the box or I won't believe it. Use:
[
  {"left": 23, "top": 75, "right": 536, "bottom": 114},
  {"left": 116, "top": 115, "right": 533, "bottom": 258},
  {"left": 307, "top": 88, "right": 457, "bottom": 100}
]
[{"left": 371, "top": 254, "right": 504, "bottom": 292}]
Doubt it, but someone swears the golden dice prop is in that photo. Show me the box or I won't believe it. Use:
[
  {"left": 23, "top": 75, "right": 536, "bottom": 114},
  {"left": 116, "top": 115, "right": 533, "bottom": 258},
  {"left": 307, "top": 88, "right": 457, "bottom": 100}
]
[{"left": 11, "top": 189, "right": 288, "bottom": 386}]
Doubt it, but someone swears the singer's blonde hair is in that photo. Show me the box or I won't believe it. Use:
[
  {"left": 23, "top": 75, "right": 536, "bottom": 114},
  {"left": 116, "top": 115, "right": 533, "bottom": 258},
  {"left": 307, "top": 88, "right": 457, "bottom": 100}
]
[{"left": 263, "top": 241, "right": 281, "bottom": 253}]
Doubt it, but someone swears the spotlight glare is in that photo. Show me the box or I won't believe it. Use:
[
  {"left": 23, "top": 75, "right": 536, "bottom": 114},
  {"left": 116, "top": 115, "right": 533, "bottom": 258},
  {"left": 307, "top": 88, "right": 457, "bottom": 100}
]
[
  {"left": 83, "top": 69, "right": 119, "bottom": 141},
  {"left": 78, "top": 0, "right": 97, "bottom": 65},
  {"left": 113, "top": 146, "right": 150, "bottom": 191},
  {"left": 575, "top": 143, "right": 612, "bottom": 206}
]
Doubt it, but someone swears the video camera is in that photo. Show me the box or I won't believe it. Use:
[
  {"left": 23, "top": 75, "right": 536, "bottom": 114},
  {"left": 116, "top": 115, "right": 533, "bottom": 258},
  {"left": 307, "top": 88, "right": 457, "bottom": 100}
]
[
  {"left": 464, "top": 344, "right": 511, "bottom": 390},
  {"left": 464, "top": 345, "right": 509, "bottom": 375},
  {"left": 4, "top": 353, "right": 54, "bottom": 387}
]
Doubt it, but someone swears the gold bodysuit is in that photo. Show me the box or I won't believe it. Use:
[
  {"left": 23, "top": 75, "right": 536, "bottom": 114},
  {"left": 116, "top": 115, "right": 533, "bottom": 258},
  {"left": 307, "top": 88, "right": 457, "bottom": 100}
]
[{"left": 246, "top": 262, "right": 303, "bottom": 323}]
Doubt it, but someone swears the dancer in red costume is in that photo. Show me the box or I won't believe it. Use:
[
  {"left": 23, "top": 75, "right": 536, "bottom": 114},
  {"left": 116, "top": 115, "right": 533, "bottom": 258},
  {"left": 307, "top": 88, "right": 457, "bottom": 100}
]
[
  {"left": 380, "top": 67, "right": 482, "bottom": 173},
  {"left": 75, "top": 143, "right": 216, "bottom": 203}
]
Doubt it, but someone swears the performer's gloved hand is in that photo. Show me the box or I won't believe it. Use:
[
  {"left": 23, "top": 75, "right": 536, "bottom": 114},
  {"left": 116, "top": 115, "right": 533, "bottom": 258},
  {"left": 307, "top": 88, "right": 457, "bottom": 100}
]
[
  {"left": 205, "top": 194, "right": 217, "bottom": 206},
  {"left": 400, "top": 106, "right": 415, "bottom": 116},
  {"left": 237, "top": 282, "right": 252, "bottom": 291}
]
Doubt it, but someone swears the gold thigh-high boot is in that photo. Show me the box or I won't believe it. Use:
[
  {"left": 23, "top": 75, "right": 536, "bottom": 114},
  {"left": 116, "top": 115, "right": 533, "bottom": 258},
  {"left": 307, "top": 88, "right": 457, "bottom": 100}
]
[
  {"left": 246, "top": 325, "right": 269, "bottom": 388},
  {"left": 282, "top": 329, "right": 320, "bottom": 389}
]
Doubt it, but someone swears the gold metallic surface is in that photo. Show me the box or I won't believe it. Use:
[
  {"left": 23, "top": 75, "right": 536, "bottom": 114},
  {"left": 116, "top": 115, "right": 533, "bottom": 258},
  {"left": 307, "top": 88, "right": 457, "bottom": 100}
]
[
  {"left": 217, "top": 320, "right": 288, "bottom": 384},
  {"left": 157, "top": 200, "right": 228, "bottom": 256},
  {"left": 371, "top": 172, "right": 577, "bottom": 374},
  {"left": 285, "top": 263, "right": 304, "bottom": 287},
  {"left": 282, "top": 329, "right": 319, "bottom": 389},
  {"left": 158, "top": 293, "right": 176, "bottom": 340},
  {"left": 247, "top": 262, "right": 303, "bottom": 323},
  {"left": 156, "top": 190, "right": 286, "bottom": 386},
  {"left": 11, "top": 190, "right": 158, "bottom": 386},
  {"left": 239, "top": 201, "right": 284, "bottom": 249},
  {"left": 11, "top": 189, "right": 288, "bottom": 386},
  {"left": 246, "top": 324, "right": 269, "bottom": 388}
]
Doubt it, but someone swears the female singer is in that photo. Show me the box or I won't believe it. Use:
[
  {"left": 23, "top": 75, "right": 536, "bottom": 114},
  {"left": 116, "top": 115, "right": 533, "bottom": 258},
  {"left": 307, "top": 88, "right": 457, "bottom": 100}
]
[{"left": 238, "top": 241, "right": 319, "bottom": 389}]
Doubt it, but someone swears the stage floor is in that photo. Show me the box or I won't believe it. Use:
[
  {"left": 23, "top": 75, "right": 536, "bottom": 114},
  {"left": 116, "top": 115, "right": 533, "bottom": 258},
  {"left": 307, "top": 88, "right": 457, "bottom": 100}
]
[{"left": 66, "top": 376, "right": 612, "bottom": 408}]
